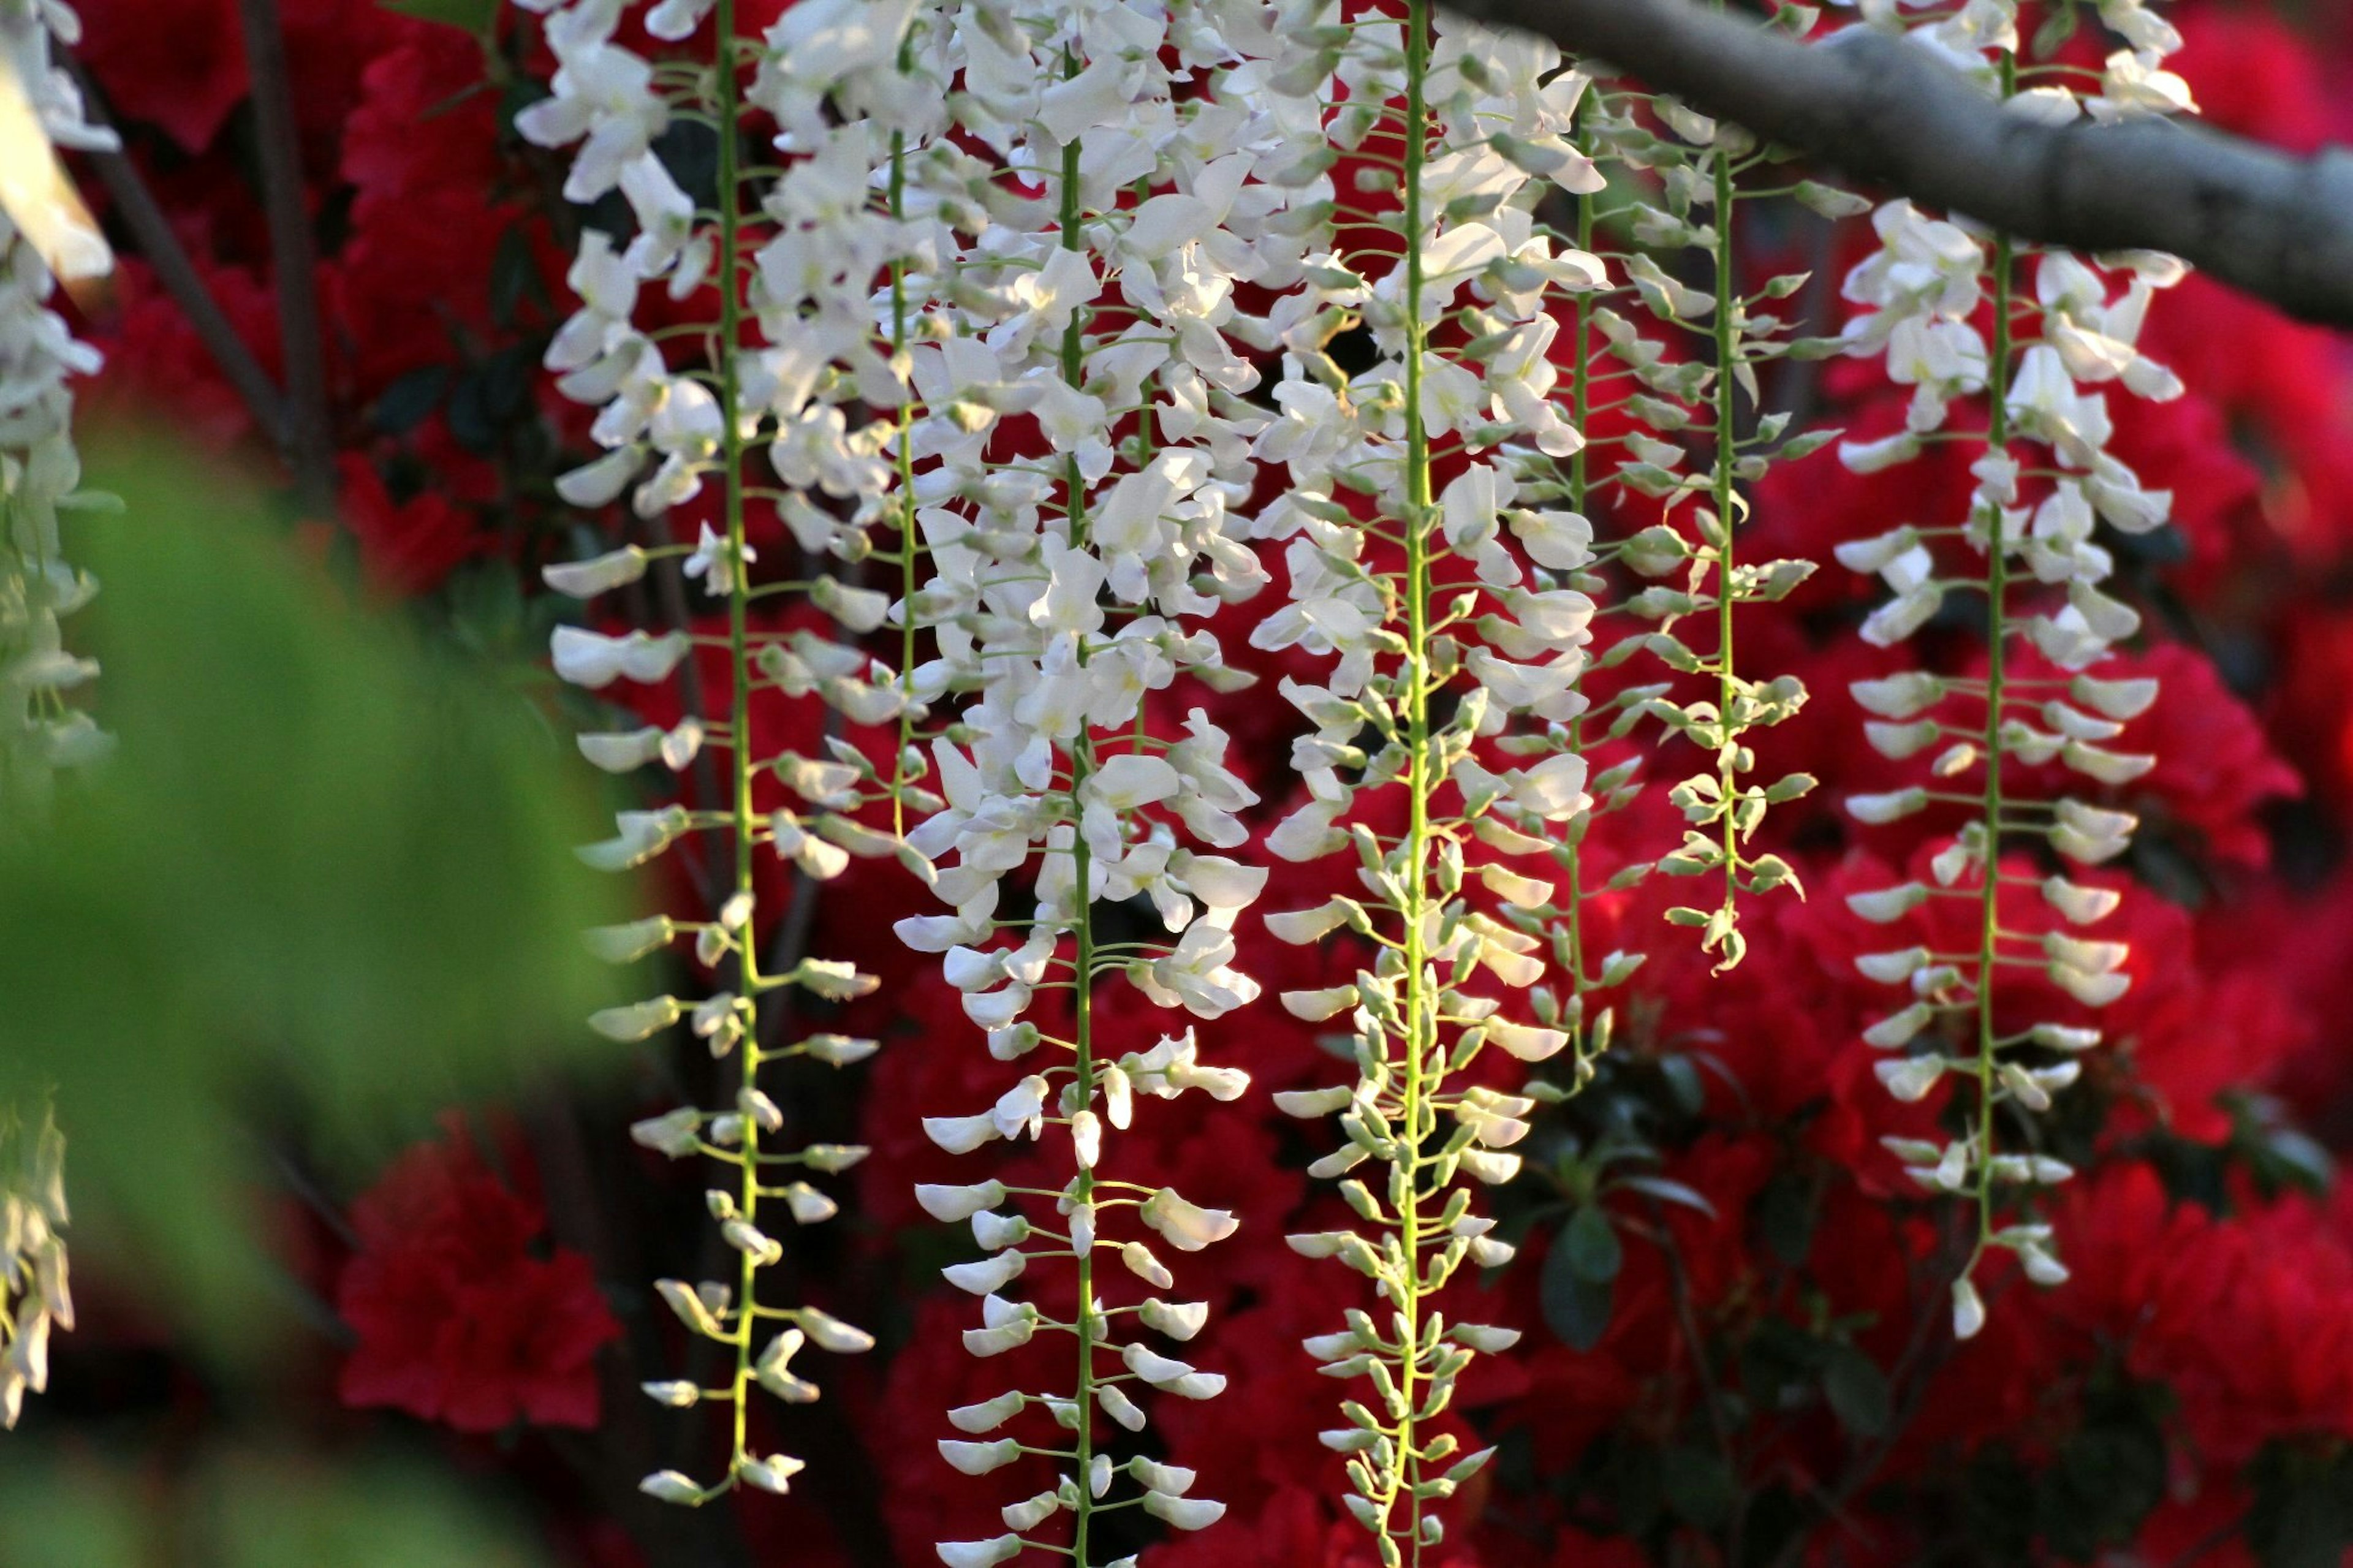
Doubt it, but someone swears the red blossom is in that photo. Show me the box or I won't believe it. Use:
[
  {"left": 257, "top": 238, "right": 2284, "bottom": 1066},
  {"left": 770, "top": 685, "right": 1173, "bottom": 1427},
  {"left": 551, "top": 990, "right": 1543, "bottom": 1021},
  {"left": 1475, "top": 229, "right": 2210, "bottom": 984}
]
[
  {"left": 77, "top": 0, "right": 251, "bottom": 154},
  {"left": 336, "top": 1118, "right": 620, "bottom": 1434},
  {"left": 336, "top": 453, "right": 486, "bottom": 596}
]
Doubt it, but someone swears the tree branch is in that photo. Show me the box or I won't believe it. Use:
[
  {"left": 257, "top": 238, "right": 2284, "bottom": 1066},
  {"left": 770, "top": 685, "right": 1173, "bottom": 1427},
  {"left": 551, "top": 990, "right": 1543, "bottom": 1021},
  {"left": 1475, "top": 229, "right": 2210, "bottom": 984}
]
[{"left": 1445, "top": 0, "right": 2353, "bottom": 327}]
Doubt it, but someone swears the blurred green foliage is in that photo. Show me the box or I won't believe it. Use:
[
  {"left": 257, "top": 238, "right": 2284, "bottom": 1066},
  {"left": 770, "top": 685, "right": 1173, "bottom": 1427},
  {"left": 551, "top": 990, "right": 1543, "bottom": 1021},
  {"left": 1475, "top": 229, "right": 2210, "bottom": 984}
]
[
  {"left": 0, "top": 1450, "right": 551, "bottom": 1568},
  {"left": 0, "top": 441, "right": 621, "bottom": 1344}
]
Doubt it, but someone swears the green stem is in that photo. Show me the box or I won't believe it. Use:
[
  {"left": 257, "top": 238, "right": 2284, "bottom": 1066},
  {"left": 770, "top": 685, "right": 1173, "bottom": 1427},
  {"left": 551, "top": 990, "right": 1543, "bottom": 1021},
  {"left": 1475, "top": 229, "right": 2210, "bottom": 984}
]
[
  {"left": 1710, "top": 143, "right": 1741, "bottom": 946},
  {"left": 1392, "top": 7, "right": 1433, "bottom": 1561},
  {"left": 1053, "top": 71, "right": 1102, "bottom": 1567},
  {"left": 1969, "top": 51, "right": 2020, "bottom": 1277},
  {"left": 1564, "top": 96, "right": 1597, "bottom": 1067},
  {"left": 890, "top": 115, "right": 919, "bottom": 842},
  {"left": 714, "top": 0, "right": 763, "bottom": 1482}
]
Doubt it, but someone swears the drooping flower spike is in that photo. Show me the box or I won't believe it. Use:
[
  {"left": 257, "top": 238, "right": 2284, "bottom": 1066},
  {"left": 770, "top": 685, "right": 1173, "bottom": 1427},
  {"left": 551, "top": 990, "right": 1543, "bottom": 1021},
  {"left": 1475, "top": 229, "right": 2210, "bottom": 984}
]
[
  {"left": 0, "top": 1, "right": 115, "bottom": 1430},
  {"left": 1, "top": 0, "right": 116, "bottom": 834},
  {"left": 521, "top": 0, "right": 950, "bottom": 1504},
  {"left": 0, "top": 1099, "right": 71, "bottom": 1430},
  {"left": 1248, "top": 7, "right": 1639, "bottom": 1559},
  {"left": 884, "top": 2, "right": 1279, "bottom": 1561},
  {"left": 1556, "top": 45, "right": 1833, "bottom": 977},
  {"left": 1824, "top": 0, "right": 2194, "bottom": 1337}
]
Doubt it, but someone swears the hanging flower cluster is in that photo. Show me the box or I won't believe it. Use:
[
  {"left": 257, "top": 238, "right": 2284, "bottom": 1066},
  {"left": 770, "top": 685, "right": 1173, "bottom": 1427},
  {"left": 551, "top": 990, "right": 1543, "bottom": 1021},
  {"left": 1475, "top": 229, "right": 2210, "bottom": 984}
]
[
  {"left": 0, "top": 1099, "right": 69, "bottom": 1430},
  {"left": 518, "top": 0, "right": 926, "bottom": 1506},
  {"left": 59, "top": 0, "right": 2353, "bottom": 1552},
  {"left": 1562, "top": 59, "right": 1833, "bottom": 978},
  {"left": 1249, "top": 8, "right": 1625, "bottom": 1559},
  {"left": 0, "top": 0, "right": 115, "bottom": 831},
  {"left": 1481, "top": 78, "right": 1650, "bottom": 1089},
  {"left": 1827, "top": 0, "right": 2194, "bottom": 1336},
  {"left": 884, "top": 2, "right": 1289, "bottom": 1561},
  {"left": 0, "top": 0, "right": 112, "bottom": 1437},
  {"left": 499, "top": 0, "right": 2243, "bottom": 1547}
]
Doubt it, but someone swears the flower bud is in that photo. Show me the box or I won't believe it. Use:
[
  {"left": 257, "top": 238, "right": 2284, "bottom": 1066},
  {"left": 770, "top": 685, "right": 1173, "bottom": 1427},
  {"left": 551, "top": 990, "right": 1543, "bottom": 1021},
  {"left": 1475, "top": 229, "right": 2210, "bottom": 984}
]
[
  {"left": 1848, "top": 883, "right": 1931, "bottom": 923},
  {"left": 1875, "top": 1054, "right": 1948, "bottom": 1103},
  {"left": 639, "top": 1471, "right": 705, "bottom": 1506},
  {"left": 1097, "top": 1382, "right": 1148, "bottom": 1432},
  {"left": 939, "top": 1439, "right": 1020, "bottom": 1476},
  {"left": 1847, "top": 787, "right": 1930, "bottom": 824},
  {"left": 1952, "top": 1278, "right": 1987, "bottom": 1340}
]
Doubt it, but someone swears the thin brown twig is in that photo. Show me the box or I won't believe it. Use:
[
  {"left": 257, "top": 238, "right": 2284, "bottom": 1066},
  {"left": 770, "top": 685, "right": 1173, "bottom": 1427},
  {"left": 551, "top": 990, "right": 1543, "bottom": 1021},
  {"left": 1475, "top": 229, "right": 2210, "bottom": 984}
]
[
  {"left": 1766, "top": 1220, "right": 1970, "bottom": 1568},
  {"left": 237, "top": 0, "right": 336, "bottom": 514},
  {"left": 1646, "top": 1202, "right": 1749, "bottom": 1567},
  {"left": 64, "top": 59, "right": 288, "bottom": 449}
]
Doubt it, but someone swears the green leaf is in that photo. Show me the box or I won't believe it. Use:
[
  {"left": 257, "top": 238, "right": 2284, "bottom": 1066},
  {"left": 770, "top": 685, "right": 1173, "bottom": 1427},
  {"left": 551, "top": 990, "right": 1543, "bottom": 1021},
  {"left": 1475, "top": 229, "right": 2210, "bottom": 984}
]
[
  {"left": 373, "top": 364, "right": 450, "bottom": 436},
  {"left": 490, "top": 227, "right": 537, "bottom": 326},
  {"left": 1820, "top": 1346, "right": 1891, "bottom": 1437},
  {"left": 1562, "top": 1203, "right": 1624, "bottom": 1284},
  {"left": 1656, "top": 1053, "right": 1707, "bottom": 1116},
  {"left": 1961, "top": 1447, "right": 2038, "bottom": 1562},
  {"left": 1540, "top": 1221, "right": 1617, "bottom": 1351},
  {"left": 1752, "top": 1172, "right": 1817, "bottom": 1267},
  {"left": 2042, "top": 1422, "right": 2169, "bottom": 1559},
  {"left": 378, "top": 0, "right": 499, "bottom": 32},
  {"left": 1659, "top": 1446, "right": 1737, "bottom": 1531},
  {"left": 1613, "top": 1173, "right": 1716, "bottom": 1219}
]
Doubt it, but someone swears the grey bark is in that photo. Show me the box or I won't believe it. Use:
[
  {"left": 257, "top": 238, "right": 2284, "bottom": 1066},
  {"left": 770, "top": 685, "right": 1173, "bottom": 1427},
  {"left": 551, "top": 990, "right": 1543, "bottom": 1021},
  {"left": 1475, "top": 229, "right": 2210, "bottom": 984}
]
[{"left": 1448, "top": 0, "right": 2353, "bottom": 328}]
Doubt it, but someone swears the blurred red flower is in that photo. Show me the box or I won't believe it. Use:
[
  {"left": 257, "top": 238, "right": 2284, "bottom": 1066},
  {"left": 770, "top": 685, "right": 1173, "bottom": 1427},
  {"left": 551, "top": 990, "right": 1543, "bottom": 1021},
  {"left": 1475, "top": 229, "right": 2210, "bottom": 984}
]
[
  {"left": 336, "top": 1117, "right": 619, "bottom": 1433},
  {"left": 336, "top": 454, "right": 485, "bottom": 596}
]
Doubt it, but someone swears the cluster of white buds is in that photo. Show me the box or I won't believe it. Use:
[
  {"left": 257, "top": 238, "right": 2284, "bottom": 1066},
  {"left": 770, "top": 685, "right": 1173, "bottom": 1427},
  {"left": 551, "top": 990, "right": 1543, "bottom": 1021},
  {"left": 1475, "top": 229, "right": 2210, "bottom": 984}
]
[
  {"left": 884, "top": 2, "right": 1298, "bottom": 1560},
  {"left": 1825, "top": 0, "right": 2192, "bottom": 1338},
  {"left": 1249, "top": 7, "right": 1625, "bottom": 1559},
  {"left": 1555, "top": 45, "right": 1835, "bottom": 976},
  {"left": 520, "top": 0, "right": 940, "bottom": 1504},
  {"left": 0, "top": 0, "right": 115, "bottom": 832},
  {"left": 1, "top": 1099, "right": 70, "bottom": 1430},
  {"left": 1472, "top": 72, "right": 1654, "bottom": 1086}
]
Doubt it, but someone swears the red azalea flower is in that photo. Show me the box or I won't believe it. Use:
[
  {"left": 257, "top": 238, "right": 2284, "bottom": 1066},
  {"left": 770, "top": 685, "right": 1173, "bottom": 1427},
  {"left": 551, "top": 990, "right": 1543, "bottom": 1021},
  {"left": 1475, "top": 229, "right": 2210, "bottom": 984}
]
[
  {"left": 336, "top": 1117, "right": 620, "bottom": 1433},
  {"left": 78, "top": 0, "right": 251, "bottom": 153},
  {"left": 78, "top": 256, "right": 283, "bottom": 452},
  {"left": 339, "top": 29, "right": 505, "bottom": 216},
  {"left": 336, "top": 454, "right": 487, "bottom": 596},
  {"left": 2128, "top": 1191, "right": 2353, "bottom": 1463}
]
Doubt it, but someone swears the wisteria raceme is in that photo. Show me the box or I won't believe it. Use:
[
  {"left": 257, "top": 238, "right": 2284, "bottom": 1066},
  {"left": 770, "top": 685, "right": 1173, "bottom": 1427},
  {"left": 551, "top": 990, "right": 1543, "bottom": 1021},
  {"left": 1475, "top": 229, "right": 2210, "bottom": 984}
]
[
  {"left": 1560, "top": 56, "right": 1832, "bottom": 976},
  {"left": 0, "top": 0, "right": 113, "bottom": 1437},
  {"left": 1495, "top": 47, "right": 1851, "bottom": 1067},
  {"left": 0, "top": 1099, "right": 69, "bottom": 1430},
  {"left": 1487, "top": 75, "right": 1661, "bottom": 1087},
  {"left": 519, "top": 0, "right": 930, "bottom": 1503},
  {"left": 0, "top": 0, "right": 114, "bottom": 833},
  {"left": 887, "top": 3, "right": 1283, "bottom": 1561},
  {"left": 1251, "top": 6, "right": 1619, "bottom": 1558},
  {"left": 1827, "top": 0, "right": 2192, "bottom": 1337}
]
